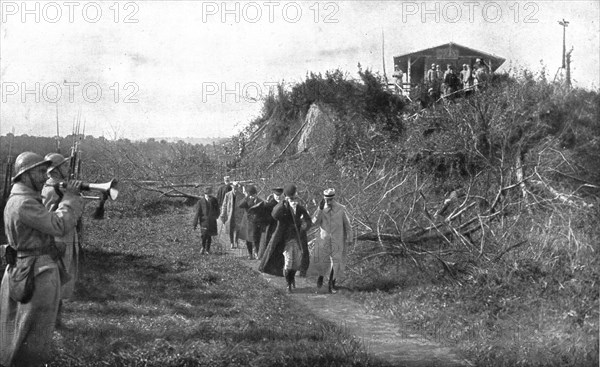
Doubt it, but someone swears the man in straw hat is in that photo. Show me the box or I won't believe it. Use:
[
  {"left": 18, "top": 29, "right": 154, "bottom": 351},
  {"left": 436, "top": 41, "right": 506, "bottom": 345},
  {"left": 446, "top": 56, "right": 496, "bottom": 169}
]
[
  {"left": 1, "top": 152, "right": 83, "bottom": 366},
  {"left": 307, "top": 188, "right": 352, "bottom": 294},
  {"left": 259, "top": 184, "right": 311, "bottom": 293}
]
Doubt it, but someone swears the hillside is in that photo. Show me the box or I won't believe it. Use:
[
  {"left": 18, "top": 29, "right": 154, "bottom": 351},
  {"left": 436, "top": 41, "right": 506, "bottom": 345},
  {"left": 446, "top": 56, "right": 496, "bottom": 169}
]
[
  {"left": 229, "top": 68, "right": 599, "bottom": 366},
  {"left": 1, "top": 67, "right": 598, "bottom": 366}
]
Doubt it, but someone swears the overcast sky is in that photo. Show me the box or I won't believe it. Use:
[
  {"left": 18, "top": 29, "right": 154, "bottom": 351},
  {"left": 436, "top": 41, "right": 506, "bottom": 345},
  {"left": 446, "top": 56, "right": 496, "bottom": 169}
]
[{"left": 0, "top": 0, "right": 598, "bottom": 140}]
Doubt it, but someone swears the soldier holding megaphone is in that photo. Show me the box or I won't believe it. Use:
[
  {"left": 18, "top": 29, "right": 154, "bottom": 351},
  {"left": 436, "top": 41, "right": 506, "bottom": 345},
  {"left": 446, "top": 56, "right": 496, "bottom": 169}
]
[
  {"left": 42, "top": 153, "right": 82, "bottom": 312},
  {"left": 1, "top": 152, "right": 84, "bottom": 366}
]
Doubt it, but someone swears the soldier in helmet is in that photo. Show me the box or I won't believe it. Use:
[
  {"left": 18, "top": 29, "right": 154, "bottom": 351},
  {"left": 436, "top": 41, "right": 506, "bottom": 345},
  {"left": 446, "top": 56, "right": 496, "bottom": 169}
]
[
  {"left": 41, "top": 153, "right": 81, "bottom": 321},
  {"left": 0, "top": 152, "right": 83, "bottom": 366}
]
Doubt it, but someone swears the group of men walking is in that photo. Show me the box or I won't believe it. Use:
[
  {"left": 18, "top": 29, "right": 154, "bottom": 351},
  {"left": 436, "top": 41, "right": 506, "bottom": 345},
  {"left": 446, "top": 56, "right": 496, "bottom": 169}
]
[
  {"left": 0, "top": 158, "right": 353, "bottom": 365},
  {"left": 193, "top": 176, "right": 353, "bottom": 295},
  {"left": 1, "top": 152, "right": 84, "bottom": 366}
]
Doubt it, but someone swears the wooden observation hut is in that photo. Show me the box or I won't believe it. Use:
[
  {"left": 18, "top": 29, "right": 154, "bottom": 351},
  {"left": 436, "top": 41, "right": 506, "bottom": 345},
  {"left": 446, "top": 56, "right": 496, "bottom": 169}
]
[{"left": 393, "top": 42, "right": 505, "bottom": 93}]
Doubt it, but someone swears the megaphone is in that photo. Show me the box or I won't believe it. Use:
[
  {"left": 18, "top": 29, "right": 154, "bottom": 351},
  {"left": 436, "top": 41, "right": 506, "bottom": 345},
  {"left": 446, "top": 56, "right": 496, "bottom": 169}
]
[{"left": 57, "top": 179, "right": 119, "bottom": 200}]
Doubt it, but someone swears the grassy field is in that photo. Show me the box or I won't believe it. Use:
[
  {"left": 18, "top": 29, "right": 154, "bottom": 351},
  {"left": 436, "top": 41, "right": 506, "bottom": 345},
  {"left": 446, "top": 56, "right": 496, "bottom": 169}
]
[
  {"left": 45, "top": 200, "right": 598, "bottom": 366},
  {"left": 343, "top": 246, "right": 599, "bottom": 367},
  {"left": 49, "top": 205, "right": 390, "bottom": 367}
]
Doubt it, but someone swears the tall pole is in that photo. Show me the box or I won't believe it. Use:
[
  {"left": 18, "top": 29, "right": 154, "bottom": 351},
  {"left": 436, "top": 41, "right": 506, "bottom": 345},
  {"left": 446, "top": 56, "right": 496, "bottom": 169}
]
[
  {"left": 381, "top": 28, "right": 388, "bottom": 86},
  {"left": 55, "top": 103, "right": 61, "bottom": 153},
  {"left": 558, "top": 19, "right": 569, "bottom": 69},
  {"left": 566, "top": 47, "right": 573, "bottom": 87}
]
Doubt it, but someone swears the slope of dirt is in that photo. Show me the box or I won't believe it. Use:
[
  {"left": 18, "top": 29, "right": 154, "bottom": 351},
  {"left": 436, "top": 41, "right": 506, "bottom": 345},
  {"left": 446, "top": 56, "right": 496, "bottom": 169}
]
[{"left": 296, "top": 103, "right": 337, "bottom": 156}]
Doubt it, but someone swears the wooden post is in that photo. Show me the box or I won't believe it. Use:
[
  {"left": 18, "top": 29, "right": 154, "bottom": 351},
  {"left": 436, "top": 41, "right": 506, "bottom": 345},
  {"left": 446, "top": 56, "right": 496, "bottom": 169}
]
[{"left": 407, "top": 57, "right": 412, "bottom": 93}]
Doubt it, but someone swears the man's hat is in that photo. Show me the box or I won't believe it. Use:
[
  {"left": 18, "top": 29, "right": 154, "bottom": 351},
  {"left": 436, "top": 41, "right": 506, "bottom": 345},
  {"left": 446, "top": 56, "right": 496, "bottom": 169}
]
[
  {"left": 323, "top": 188, "right": 335, "bottom": 198},
  {"left": 283, "top": 183, "right": 297, "bottom": 197},
  {"left": 246, "top": 185, "right": 257, "bottom": 196},
  {"left": 272, "top": 187, "right": 284, "bottom": 194}
]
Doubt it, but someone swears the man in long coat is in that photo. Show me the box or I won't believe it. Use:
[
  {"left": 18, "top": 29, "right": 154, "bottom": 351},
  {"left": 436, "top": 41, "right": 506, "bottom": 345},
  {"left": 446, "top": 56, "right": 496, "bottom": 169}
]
[
  {"left": 41, "top": 153, "right": 81, "bottom": 328},
  {"left": 1, "top": 152, "right": 83, "bottom": 366},
  {"left": 219, "top": 182, "right": 245, "bottom": 249},
  {"left": 308, "top": 188, "right": 352, "bottom": 294},
  {"left": 215, "top": 176, "right": 231, "bottom": 209},
  {"left": 258, "top": 184, "right": 311, "bottom": 292},
  {"left": 238, "top": 185, "right": 263, "bottom": 259},
  {"left": 193, "top": 186, "right": 220, "bottom": 254},
  {"left": 41, "top": 153, "right": 78, "bottom": 292},
  {"left": 257, "top": 187, "right": 283, "bottom": 260}
]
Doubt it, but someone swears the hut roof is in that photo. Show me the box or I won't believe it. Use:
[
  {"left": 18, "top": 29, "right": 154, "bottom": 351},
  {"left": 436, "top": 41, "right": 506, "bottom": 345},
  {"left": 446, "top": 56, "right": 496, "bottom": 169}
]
[{"left": 394, "top": 42, "right": 506, "bottom": 72}]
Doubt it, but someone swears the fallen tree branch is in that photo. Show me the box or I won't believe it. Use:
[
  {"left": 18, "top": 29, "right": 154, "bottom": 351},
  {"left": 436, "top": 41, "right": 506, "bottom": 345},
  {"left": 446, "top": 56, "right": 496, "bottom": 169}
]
[
  {"left": 493, "top": 240, "right": 528, "bottom": 262},
  {"left": 530, "top": 178, "right": 594, "bottom": 209}
]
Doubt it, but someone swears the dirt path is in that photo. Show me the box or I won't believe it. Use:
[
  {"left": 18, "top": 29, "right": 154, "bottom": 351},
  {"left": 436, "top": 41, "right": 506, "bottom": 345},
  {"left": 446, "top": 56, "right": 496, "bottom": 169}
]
[{"left": 213, "top": 232, "right": 472, "bottom": 367}]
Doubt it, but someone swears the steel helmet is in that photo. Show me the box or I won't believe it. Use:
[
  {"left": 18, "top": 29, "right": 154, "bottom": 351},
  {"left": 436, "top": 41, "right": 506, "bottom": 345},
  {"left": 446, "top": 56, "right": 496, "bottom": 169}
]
[
  {"left": 12, "top": 152, "right": 52, "bottom": 182},
  {"left": 44, "top": 153, "right": 70, "bottom": 173}
]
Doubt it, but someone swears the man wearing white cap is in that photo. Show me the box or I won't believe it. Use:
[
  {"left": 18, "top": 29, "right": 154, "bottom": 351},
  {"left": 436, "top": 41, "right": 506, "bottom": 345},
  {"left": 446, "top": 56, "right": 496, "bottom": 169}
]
[{"left": 308, "top": 188, "right": 352, "bottom": 293}]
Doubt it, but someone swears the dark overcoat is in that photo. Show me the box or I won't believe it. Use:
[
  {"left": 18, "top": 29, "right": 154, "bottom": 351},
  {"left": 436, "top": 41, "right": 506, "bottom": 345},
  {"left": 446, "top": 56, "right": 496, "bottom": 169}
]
[
  {"left": 192, "top": 195, "right": 220, "bottom": 236},
  {"left": 238, "top": 196, "right": 264, "bottom": 241},
  {"left": 258, "top": 200, "right": 311, "bottom": 276},
  {"left": 257, "top": 196, "right": 278, "bottom": 259}
]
